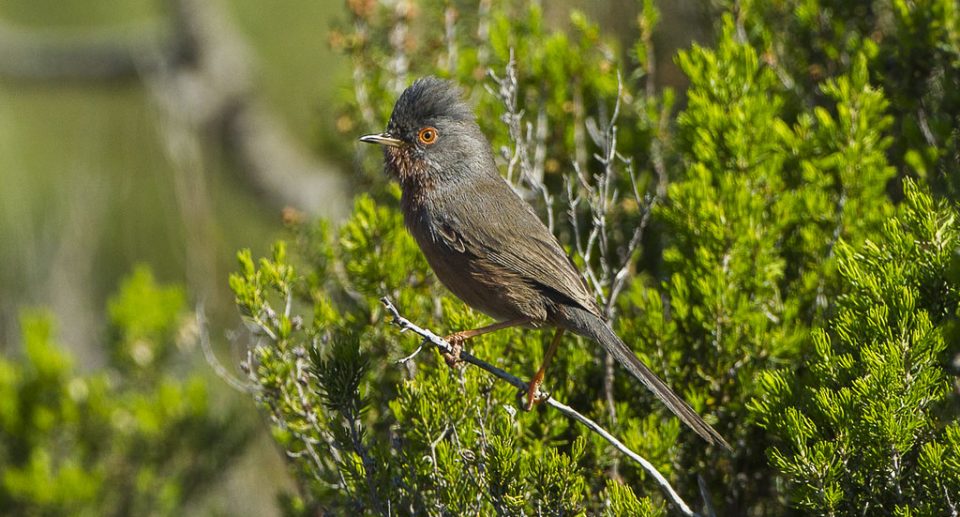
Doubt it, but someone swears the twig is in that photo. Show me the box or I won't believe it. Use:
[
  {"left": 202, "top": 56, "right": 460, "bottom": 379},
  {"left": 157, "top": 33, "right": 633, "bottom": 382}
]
[
  {"left": 443, "top": 6, "right": 458, "bottom": 74},
  {"left": 487, "top": 53, "right": 554, "bottom": 230},
  {"left": 379, "top": 297, "right": 699, "bottom": 517},
  {"left": 388, "top": 0, "right": 412, "bottom": 95},
  {"left": 475, "top": 0, "right": 492, "bottom": 68},
  {"left": 2, "top": 0, "right": 346, "bottom": 216},
  {"left": 196, "top": 304, "right": 257, "bottom": 393},
  {"left": 698, "top": 474, "right": 717, "bottom": 517},
  {"left": 395, "top": 342, "right": 425, "bottom": 364},
  {"left": 349, "top": 10, "right": 376, "bottom": 129},
  {"left": 567, "top": 74, "right": 662, "bottom": 479}
]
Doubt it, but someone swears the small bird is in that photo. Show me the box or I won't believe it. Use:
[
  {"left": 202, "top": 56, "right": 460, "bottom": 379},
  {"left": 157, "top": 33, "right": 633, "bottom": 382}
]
[{"left": 361, "top": 76, "right": 729, "bottom": 450}]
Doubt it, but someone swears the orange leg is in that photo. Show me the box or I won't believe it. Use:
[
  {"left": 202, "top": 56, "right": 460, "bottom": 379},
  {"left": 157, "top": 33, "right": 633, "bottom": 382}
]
[
  {"left": 524, "top": 328, "right": 566, "bottom": 410},
  {"left": 442, "top": 317, "right": 530, "bottom": 368}
]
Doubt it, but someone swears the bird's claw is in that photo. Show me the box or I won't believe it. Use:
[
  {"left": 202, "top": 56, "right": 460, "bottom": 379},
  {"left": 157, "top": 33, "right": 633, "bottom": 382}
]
[
  {"left": 441, "top": 333, "right": 465, "bottom": 369},
  {"left": 521, "top": 377, "right": 549, "bottom": 411}
]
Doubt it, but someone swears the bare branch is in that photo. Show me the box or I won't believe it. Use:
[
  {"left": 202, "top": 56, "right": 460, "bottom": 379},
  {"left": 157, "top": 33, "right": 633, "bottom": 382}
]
[
  {"left": 388, "top": 0, "right": 412, "bottom": 94},
  {"left": 487, "top": 52, "right": 554, "bottom": 231},
  {"left": 475, "top": 0, "right": 492, "bottom": 68},
  {"left": 698, "top": 475, "right": 718, "bottom": 517},
  {"left": 444, "top": 6, "right": 458, "bottom": 74},
  {"left": 196, "top": 304, "right": 258, "bottom": 393},
  {"left": 0, "top": 18, "right": 167, "bottom": 81},
  {"left": 395, "top": 342, "right": 426, "bottom": 364},
  {"left": 379, "top": 297, "right": 700, "bottom": 517},
  {"left": 567, "top": 73, "right": 661, "bottom": 320},
  {"left": 563, "top": 71, "right": 665, "bottom": 485}
]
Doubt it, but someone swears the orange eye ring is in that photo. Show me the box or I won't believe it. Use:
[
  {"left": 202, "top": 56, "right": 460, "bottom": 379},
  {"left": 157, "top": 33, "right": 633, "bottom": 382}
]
[{"left": 418, "top": 127, "right": 438, "bottom": 145}]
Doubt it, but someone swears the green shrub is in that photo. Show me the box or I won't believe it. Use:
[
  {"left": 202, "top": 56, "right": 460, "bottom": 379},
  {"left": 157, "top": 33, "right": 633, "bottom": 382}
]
[
  {"left": 734, "top": 0, "right": 960, "bottom": 199},
  {"left": 0, "top": 267, "right": 249, "bottom": 516},
  {"left": 751, "top": 180, "right": 960, "bottom": 515},
  {"left": 233, "top": 0, "right": 960, "bottom": 514}
]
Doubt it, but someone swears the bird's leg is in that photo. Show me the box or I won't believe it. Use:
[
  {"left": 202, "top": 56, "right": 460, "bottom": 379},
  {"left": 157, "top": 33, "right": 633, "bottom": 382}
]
[
  {"left": 442, "top": 317, "right": 529, "bottom": 368},
  {"left": 523, "top": 328, "right": 566, "bottom": 410}
]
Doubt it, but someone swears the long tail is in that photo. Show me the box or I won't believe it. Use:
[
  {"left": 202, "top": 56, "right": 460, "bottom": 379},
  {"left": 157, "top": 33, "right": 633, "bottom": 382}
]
[{"left": 561, "top": 306, "right": 731, "bottom": 450}]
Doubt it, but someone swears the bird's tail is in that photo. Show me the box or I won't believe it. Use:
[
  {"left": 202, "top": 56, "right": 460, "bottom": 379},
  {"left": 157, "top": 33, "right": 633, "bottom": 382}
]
[{"left": 562, "top": 306, "right": 731, "bottom": 451}]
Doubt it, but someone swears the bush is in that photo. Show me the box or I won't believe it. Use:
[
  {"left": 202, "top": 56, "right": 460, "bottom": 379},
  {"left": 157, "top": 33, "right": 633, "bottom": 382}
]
[
  {"left": 751, "top": 180, "right": 960, "bottom": 515},
  {"left": 0, "top": 266, "right": 249, "bottom": 516},
  {"left": 232, "top": 0, "right": 959, "bottom": 514}
]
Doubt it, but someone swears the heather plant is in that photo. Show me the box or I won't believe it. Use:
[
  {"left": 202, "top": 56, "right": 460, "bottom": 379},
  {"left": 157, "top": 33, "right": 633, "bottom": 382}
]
[
  {"left": 730, "top": 0, "right": 960, "bottom": 199},
  {"left": 751, "top": 180, "right": 960, "bottom": 515},
  {"left": 231, "top": 0, "right": 959, "bottom": 514}
]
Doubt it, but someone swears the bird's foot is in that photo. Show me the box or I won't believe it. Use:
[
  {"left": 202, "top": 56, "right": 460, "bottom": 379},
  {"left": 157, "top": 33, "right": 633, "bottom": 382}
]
[
  {"left": 521, "top": 370, "right": 549, "bottom": 411},
  {"left": 440, "top": 332, "right": 465, "bottom": 369}
]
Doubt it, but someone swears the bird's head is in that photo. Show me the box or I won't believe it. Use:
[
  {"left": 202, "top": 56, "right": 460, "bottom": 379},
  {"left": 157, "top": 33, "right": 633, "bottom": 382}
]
[{"left": 360, "top": 77, "right": 492, "bottom": 188}]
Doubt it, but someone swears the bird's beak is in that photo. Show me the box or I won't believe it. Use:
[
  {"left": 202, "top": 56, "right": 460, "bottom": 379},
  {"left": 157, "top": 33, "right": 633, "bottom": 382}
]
[{"left": 359, "top": 133, "right": 404, "bottom": 147}]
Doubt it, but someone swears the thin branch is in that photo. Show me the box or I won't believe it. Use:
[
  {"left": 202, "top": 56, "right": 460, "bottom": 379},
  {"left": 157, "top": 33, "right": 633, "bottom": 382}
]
[
  {"left": 698, "top": 475, "right": 717, "bottom": 517},
  {"left": 475, "top": 0, "right": 492, "bottom": 68},
  {"left": 196, "top": 304, "right": 257, "bottom": 393},
  {"left": 0, "top": 18, "right": 167, "bottom": 82},
  {"left": 379, "top": 297, "right": 699, "bottom": 517},
  {"left": 395, "top": 342, "right": 426, "bottom": 364},
  {"left": 566, "top": 76, "right": 663, "bottom": 480},
  {"left": 348, "top": 9, "right": 376, "bottom": 129},
  {"left": 487, "top": 52, "right": 554, "bottom": 230},
  {"left": 443, "top": 6, "right": 458, "bottom": 74},
  {"left": 388, "top": 0, "right": 412, "bottom": 94}
]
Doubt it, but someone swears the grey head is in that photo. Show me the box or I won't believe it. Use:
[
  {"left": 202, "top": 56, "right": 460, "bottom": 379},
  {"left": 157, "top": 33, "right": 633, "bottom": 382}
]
[{"left": 359, "top": 77, "right": 495, "bottom": 188}]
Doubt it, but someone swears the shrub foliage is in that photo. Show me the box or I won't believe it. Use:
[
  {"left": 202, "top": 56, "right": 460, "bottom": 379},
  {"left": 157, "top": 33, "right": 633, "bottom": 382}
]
[
  {"left": 0, "top": 267, "right": 249, "bottom": 516},
  {"left": 232, "top": 0, "right": 960, "bottom": 514}
]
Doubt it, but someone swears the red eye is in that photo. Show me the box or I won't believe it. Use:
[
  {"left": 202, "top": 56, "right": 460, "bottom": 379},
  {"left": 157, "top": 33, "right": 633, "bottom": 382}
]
[{"left": 418, "top": 127, "right": 438, "bottom": 145}]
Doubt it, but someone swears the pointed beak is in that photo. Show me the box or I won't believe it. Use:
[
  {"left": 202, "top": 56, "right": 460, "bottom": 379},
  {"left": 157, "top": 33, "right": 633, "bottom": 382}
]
[{"left": 359, "top": 133, "right": 404, "bottom": 147}]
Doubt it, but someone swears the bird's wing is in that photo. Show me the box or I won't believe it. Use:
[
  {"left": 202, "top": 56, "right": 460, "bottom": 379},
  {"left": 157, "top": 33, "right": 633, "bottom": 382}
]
[{"left": 437, "top": 177, "right": 601, "bottom": 316}]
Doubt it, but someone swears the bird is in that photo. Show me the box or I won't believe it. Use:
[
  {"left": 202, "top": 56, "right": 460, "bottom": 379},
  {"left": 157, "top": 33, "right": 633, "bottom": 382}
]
[{"left": 360, "top": 76, "right": 730, "bottom": 450}]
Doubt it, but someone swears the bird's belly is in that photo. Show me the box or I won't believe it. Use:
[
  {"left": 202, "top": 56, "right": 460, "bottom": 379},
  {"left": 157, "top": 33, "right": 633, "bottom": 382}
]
[{"left": 418, "top": 236, "right": 547, "bottom": 324}]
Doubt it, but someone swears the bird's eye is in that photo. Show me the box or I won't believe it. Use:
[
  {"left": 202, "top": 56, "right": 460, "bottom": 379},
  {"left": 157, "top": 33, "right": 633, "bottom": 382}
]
[{"left": 418, "top": 127, "right": 438, "bottom": 145}]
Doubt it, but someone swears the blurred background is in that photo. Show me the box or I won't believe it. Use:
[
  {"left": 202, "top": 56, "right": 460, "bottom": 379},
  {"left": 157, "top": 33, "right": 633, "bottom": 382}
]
[
  {"left": 0, "top": 0, "right": 707, "bottom": 513},
  {"left": 0, "top": 1, "right": 353, "bottom": 513},
  {"left": 0, "top": 0, "right": 354, "bottom": 354}
]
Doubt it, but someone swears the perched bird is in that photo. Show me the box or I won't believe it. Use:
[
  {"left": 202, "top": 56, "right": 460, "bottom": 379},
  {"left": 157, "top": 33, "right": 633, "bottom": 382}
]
[{"left": 361, "top": 76, "right": 729, "bottom": 450}]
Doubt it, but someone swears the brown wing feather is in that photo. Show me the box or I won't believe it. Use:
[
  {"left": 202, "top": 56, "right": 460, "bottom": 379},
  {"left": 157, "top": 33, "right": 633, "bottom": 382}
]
[{"left": 436, "top": 176, "right": 600, "bottom": 317}]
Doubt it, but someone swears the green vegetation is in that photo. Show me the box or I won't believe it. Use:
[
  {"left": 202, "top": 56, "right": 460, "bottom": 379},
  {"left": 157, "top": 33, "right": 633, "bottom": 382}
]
[
  {"left": 0, "top": 267, "right": 249, "bottom": 515},
  {"left": 232, "top": 0, "right": 960, "bottom": 514},
  {"left": 3, "top": 0, "right": 958, "bottom": 514},
  {"left": 752, "top": 180, "right": 960, "bottom": 515}
]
